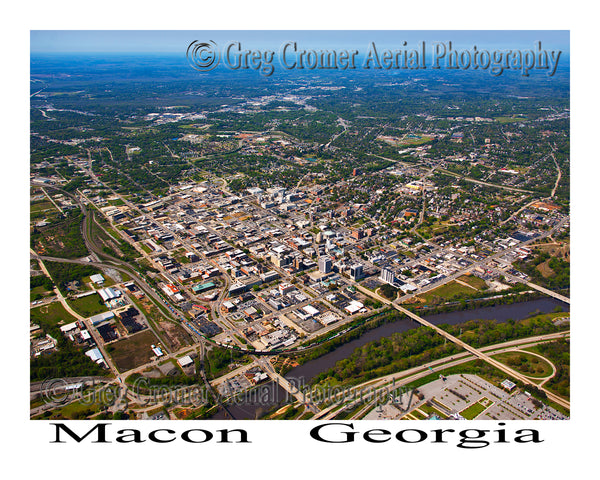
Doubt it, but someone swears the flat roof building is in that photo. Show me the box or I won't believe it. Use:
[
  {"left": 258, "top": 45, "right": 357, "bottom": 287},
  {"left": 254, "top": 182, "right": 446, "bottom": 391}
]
[
  {"left": 90, "top": 274, "right": 105, "bottom": 284},
  {"left": 98, "top": 287, "right": 120, "bottom": 302},
  {"left": 90, "top": 311, "right": 115, "bottom": 325},
  {"left": 318, "top": 256, "right": 332, "bottom": 274},
  {"left": 350, "top": 264, "right": 363, "bottom": 281},
  {"left": 85, "top": 348, "right": 104, "bottom": 363},
  {"left": 178, "top": 355, "right": 194, "bottom": 368}
]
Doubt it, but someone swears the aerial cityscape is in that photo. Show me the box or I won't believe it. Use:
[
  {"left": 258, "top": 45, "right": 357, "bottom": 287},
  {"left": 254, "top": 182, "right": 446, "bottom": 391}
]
[{"left": 30, "top": 31, "right": 570, "bottom": 422}]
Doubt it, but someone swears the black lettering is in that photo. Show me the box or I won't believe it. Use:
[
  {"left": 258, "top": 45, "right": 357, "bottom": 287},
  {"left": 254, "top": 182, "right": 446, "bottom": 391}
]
[
  {"left": 363, "top": 429, "right": 390, "bottom": 443},
  {"left": 148, "top": 429, "right": 176, "bottom": 443},
  {"left": 431, "top": 428, "right": 455, "bottom": 443},
  {"left": 495, "top": 423, "right": 508, "bottom": 443},
  {"left": 457, "top": 429, "right": 490, "bottom": 449},
  {"left": 396, "top": 429, "right": 428, "bottom": 443},
  {"left": 310, "top": 422, "right": 356, "bottom": 443},
  {"left": 181, "top": 429, "right": 214, "bottom": 443},
  {"left": 217, "top": 429, "right": 250, "bottom": 444},
  {"left": 116, "top": 429, "right": 145, "bottom": 443},
  {"left": 51, "top": 423, "right": 110, "bottom": 443},
  {"left": 515, "top": 429, "right": 543, "bottom": 444}
]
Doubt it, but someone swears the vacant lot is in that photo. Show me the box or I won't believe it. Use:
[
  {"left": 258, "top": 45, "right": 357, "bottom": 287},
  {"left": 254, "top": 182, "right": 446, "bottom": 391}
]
[
  {"left": 457, "top": 274, "right": 487, "bottom": 290},
  {"left": 30, "top": 301, "right": 78, "bottom": 327},
  {"left": 157, "top": 320, "right": 193, "bottom": 351},
  {"left": 30, "top": 212, "right": 89, "bottom": 259},
  {"left": 536, "top": 259, "right": 556, "bottom": 278},
  {"left": 68, "top": 293, "right": 109, "bottom": 318},
  {"left": 107, "top": 330, "right": 161, "bottom": 372},
  {"left": 417, "top": 281, "right": 477, "bottom": 304},
  {"left": 30, "top": 285, "right": 53, "bottom": 302},
  {"left": 532, "top": 242, "right": 570, "bottom": 259},
  {"left": 30, "top": 200, "right": 57, "bottom": 214}
]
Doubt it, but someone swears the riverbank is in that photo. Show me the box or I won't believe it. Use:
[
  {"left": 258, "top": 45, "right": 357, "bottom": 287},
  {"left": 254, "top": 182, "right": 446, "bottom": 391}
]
[{"left": 285, "top": 297, "right": 568, "bottom": 385}]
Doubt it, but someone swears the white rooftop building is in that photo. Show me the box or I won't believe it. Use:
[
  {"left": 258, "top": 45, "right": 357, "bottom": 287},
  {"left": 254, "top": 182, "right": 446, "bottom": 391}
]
[
  {"left": 90, "top": 274, "right": 105, "bottom": 284},
  {"left": 98, "top": 287, "right": 121, "bottom": 302},
  {"left": 178, "top": 355, "right": 194, "bottom": 368},
  {"left": 85, "top": 348, "right": 104, "bottom": 363}
]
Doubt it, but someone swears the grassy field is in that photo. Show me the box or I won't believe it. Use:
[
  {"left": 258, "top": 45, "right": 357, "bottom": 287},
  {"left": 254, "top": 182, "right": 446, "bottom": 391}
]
[
  {"left": 403, "top": 408, "right": 427, "bottom": 420},
  {"left": 45, "top": 386, "right": 119, "bottom": 419},
  {"left": 521, "top": 311, "right": 569, "bottom": 326},
  {"left": 269, "top": 404, "right": 306, "bottom": 420},
  {"left": 30, "top": 206, "right": 62, "bottom": 223},
  {"left": 417, "top": 280, "right": 477, "bottom": 304},
  {"left": 30, "top": 301, "right": 78, "bottom": 327},
  {"left": 107, "top": 329, "right": 161, "bottom": 372},
  {"left": 531, "top": 242, "right": 570, "bottom": 260},
  {"left": 418, "top": 401, "right": 448, "bottom": 419},
  {"left": 457, "top": 274, "right": 487, "bottom": 290},
  {"left": 120, "top": 271, "right": 132, "bottom": 282},
  {"left": 494, "top": 115, "right": 527, "bottom": 123},
  {"left": 399, "top": 134, "right": 434, "bottom": 146},
  {"left": 524, "top": 340, "right": 569, "bottom": 400},
  {"left": 459, "top": 398, "right": 490, "bottom": 419},
  {"left": 30, "top": 285, "right": 53, "bottom": 302},
  {"left": 30, "top": 200, "right": 57, "bottom": 214},
  {"left": 298, "top": 411, "right": 315, "bottom": 420},
  {"left": 492, "top": 351, "right": 554, "bottom": 378},
  {"left": 416, "top": 221, "right": 455, "bottom": 239},
  {"left": 68, "top": 293, "right": 109, "bottom": 318}
]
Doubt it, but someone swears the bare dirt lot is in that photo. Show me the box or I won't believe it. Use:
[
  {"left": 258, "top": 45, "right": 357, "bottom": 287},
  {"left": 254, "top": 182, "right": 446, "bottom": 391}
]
[{"left": 108, "top": 330, "right": 161, "bottom": 372}]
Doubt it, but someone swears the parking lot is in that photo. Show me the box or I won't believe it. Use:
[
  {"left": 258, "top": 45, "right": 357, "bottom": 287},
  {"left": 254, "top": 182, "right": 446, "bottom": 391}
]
[{"left": 407, "top": 374, "right": 568, "bottom": 420}]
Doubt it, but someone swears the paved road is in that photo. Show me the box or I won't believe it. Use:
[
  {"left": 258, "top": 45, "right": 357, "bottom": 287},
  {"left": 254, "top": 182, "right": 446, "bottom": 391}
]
[
  {"left": 31, "top": 250, "right": 120, "bottom": 375},
  {"left": 496, "top": 269, "right": 570, "bottom": 304},
  {"left": 393, "top": 214, "right": 569, "bottom": 305},
  {"left": 436, "top": 167, "right": 535, "bottom": 194},
  {"left": 390, "top": 297, "right": 568, "bottom": 409},
  {"left": 312, "top": 331, "right": 569, "bottom": 420}
]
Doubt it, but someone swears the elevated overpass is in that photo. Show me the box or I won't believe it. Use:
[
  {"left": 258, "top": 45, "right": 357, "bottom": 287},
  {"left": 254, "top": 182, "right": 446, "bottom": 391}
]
[
  {"left": 391, "top": 304, "right": 569, "bottom": 409},
  {"left": 507, "top": 274, "right": 570, "bottom": 304},
  {"left": 356, "top": 284, "right": 570, "bottom": 410}
]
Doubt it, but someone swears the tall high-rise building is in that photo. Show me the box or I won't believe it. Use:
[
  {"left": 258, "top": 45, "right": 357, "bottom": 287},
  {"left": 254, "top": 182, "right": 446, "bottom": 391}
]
[
  {"left": 379, "top": 267, "right": 396, "bottom": 286},
  {"left": 318, "top": 256, "right": 332, "bottom": 273},
  {"left": 350, "top": 264, "right": 363, "bottom": 281}
]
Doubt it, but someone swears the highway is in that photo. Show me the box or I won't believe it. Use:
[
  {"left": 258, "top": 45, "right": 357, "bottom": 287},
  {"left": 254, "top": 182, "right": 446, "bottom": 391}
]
[
  {"left": 31, "top": 183, "right": 193, "bottom": 330},
  {"left": 494, "top": 269, "right": 570, "bottom": 304},
  {"left": 354, "top": 279, "right": 570, "bottom": 410},
  {"left": 393, "top": 304, "right": 569, "bottom": 408},
  {"left": 31, "top": 171, "right": 570, "bottom": 418},
  {"left": 310, "top": 331, "right": 569, "bottom": 420},
  {"left": 436, "top": 167, "right": 535, "bottom": 194}
]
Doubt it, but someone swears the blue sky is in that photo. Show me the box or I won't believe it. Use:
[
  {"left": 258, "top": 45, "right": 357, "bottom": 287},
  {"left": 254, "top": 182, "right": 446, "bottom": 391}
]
[{"left": 31, "top": 30, "right": 569, "bottom": 54}]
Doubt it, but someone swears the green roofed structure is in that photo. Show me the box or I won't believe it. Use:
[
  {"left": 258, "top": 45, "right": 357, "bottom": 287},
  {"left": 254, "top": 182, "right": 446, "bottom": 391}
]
[{"left": 192, "top": 281, "right": 216, "bottom": 294}]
